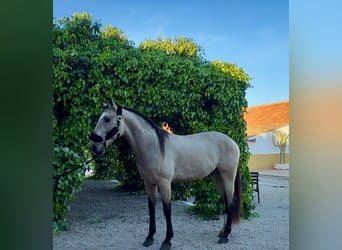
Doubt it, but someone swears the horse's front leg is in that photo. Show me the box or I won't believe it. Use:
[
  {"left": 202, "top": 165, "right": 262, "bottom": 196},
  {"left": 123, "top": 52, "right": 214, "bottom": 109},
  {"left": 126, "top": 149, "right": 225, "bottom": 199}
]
[
  {"left": 143, "top": 182, "right": 157, "bottom": 247},
  {"left": 159, "top": 181, "right": 173, "bottom": 250}
]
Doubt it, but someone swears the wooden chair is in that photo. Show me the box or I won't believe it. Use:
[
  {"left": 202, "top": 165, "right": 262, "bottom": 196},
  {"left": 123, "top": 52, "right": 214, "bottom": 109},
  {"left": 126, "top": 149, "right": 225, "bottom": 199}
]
[{"left": 250, "top": 171, "right": 260, "bottom": 203}]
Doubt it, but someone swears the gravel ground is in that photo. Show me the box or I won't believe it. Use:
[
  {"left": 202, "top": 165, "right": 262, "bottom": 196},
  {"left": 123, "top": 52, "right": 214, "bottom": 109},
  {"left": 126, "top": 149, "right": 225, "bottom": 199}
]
[{"left": 53, "top": 174, "right": 288, "bottom": 250}]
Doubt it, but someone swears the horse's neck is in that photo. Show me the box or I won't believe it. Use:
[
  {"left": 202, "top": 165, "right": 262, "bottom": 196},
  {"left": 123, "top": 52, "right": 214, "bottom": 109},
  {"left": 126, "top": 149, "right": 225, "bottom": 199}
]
[{"left": 121, "top": 109, "right": 157, "bottom": 156}]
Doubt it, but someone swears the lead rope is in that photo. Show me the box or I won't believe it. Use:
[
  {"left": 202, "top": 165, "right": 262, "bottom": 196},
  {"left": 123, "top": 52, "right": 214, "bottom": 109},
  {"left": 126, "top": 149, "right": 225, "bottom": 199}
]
[{"left": 53, "top": 157, "right": 95, "bottom": 184}]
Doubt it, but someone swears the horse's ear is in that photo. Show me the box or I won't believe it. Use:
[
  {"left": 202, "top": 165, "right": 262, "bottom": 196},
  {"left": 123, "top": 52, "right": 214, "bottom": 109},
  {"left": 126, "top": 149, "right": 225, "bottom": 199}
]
[
  {"left": 108, "top": 99, "right": 117, "bottom": 110},
  {"left": 102, "top": 103, "right": 109, "bottom": 109},
  {"left": 108, "top": 99, "right": 114, "bottom": 107}
]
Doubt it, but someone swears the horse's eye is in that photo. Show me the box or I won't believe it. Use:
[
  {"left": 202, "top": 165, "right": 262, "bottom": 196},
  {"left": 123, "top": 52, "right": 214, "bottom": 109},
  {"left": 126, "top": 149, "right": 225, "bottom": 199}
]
[{"left": 104, "top": 117, "right": 110, "bottom": 123}]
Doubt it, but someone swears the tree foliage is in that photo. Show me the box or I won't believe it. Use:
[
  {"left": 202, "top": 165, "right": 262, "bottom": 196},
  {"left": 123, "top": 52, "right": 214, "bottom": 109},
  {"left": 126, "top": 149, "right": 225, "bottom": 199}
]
[
  {"left": 53, "top": 13, "right": 254, "bottom": 232},
  {"left": 140, "top": 36, "right": 204, "bottom": 59}
]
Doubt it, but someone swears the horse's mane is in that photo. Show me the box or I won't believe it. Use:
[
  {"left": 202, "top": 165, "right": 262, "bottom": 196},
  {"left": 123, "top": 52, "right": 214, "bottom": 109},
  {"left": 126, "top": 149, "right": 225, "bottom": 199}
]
[{"left": 123, "top": 106, "right": 169, "bottom": 154}]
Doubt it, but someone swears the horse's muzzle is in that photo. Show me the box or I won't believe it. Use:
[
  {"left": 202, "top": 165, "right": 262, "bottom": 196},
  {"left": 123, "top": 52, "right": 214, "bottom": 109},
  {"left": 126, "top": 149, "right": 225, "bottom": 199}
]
[{"left": 91, "top": 142, "right": 105, "bottom": 157}]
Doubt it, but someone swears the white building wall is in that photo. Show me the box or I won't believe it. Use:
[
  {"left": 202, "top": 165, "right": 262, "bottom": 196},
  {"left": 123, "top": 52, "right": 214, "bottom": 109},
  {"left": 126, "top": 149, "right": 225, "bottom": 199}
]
[{"left": 248, "top": 126, "right": 289, "bottom": 154}]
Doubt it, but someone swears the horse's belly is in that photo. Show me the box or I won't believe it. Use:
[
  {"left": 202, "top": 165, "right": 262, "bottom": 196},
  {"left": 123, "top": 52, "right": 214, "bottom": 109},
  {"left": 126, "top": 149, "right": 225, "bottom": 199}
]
[{"left": 172, "top": 160, "right": 216, "bottom": 182}]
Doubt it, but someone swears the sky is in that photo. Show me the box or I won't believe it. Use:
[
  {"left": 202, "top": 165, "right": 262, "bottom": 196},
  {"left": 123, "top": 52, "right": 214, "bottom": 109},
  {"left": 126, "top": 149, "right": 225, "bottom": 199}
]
[{"left": 53, "top": 0, "right": 289, "bottom": 107}]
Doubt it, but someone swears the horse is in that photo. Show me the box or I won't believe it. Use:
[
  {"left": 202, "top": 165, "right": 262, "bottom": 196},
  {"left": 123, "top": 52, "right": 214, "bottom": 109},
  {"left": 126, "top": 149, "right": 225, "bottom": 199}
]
[{"left": 89, "top": 100, "right": 242, "bottom": 250}]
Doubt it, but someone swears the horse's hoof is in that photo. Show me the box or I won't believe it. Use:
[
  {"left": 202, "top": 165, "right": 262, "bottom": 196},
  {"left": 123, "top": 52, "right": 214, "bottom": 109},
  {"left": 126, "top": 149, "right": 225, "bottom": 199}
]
[
  {"left": 218, "top": 236, "right": 229, "bottom": 244},
  {"left": 160, "top": 241, "right": 172, "bottom": 250},
  {"left": 142, "top": 236, "right": 154, "bottom": 247}
]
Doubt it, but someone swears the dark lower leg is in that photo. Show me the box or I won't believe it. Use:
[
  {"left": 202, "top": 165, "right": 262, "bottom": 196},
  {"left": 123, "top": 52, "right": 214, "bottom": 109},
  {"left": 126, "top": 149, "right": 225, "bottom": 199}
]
[
  {"left": 218, "top": 196, "right": 233, "bottom": 244},
  {"left": 161, "top": 202, "right": 173, "bottom": 247},
  {"left": 143, "top": 197, "right": 156, "bottom": 247}
]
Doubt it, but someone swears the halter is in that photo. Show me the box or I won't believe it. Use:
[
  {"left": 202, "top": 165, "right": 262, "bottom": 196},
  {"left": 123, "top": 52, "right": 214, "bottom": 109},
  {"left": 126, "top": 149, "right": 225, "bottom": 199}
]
[{"left": 89, "top": 105, "right": 123, "bottom": 146}]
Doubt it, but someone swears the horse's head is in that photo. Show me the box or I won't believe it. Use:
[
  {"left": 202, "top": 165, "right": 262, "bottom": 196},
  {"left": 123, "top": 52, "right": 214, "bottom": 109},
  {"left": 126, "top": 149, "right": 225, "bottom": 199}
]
[{"left": 89, "top": 100, "right": 123, "bottom": 157}]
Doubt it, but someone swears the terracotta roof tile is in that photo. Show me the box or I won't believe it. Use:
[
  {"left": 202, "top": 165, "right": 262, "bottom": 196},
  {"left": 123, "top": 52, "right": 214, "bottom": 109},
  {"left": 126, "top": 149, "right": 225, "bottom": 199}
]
[{"left": 244, "top": 101, "right": 289, "bottom": 137}]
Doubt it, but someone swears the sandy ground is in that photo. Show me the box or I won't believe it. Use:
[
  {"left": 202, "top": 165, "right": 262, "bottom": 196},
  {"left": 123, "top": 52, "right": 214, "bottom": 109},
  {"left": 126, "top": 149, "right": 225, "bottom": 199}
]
[{"left": 53, "top": 174, "right": 288, "bottom": 250}]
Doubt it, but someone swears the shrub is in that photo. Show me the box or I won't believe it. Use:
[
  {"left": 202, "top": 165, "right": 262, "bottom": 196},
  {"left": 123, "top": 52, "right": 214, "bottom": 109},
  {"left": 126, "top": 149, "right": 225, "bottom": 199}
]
[{"left": 53, "top": 146, "right": 84, "bottom": 232}]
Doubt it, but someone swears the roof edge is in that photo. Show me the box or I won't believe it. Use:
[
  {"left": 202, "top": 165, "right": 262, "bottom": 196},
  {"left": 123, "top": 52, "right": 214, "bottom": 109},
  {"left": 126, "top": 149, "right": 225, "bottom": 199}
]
[{"left": 247, "top": 100, "right": 288, "bottom": 108}]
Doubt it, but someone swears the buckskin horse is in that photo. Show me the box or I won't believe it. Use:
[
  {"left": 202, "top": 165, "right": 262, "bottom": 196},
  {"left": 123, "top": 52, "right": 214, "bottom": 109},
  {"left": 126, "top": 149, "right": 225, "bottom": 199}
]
[{"left": 89, "top": 100, "right": 241, "bottom": 250}]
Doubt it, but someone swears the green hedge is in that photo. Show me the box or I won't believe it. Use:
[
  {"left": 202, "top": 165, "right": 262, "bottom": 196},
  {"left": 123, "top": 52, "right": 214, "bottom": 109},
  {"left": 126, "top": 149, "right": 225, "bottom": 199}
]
[
  {"left": 53, "top": 146, "right": 84, "bottom": 232},
  {"left": 53, "top": 13, "right": 254, "bottom": 231}
]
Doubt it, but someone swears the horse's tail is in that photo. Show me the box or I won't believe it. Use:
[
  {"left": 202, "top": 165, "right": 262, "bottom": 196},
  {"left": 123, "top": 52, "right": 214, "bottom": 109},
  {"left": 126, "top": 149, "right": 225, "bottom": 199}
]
[{"left": 232, "top": 163, "right": 242, "bottom": 224}]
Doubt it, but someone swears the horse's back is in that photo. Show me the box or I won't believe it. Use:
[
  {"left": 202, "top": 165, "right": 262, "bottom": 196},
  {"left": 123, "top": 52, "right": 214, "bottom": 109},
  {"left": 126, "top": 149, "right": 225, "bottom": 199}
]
[
  {"left": 173, "top": 131, "right": 238, "bottom": 152},
  {"left": 168, "top": 131, "right": 239, "bottom": 182}
]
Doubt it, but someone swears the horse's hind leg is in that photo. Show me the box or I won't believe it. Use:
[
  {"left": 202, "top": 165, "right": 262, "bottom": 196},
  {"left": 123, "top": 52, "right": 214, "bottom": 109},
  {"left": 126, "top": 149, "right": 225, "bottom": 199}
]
[
  {"left": 217, "top": 172, "right": 236, "bottom": 244},
  {"left": 211, "top": 169, "right": 229, "bottom": 239},
  {"left": 143, "top": 181, "right": 157, "bottom": 247}
]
